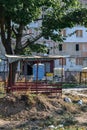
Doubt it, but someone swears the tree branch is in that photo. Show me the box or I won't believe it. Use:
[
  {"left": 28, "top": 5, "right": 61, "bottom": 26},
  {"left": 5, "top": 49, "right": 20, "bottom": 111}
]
[
  {"left": 12, "top": 25, "right": 18, "bottom": 36},
  {"left": 0, "top": 6, "right": 6, "bottom": 45},
  {"left": 30, "top": 33, "right": 43, "bottom": 43},
  {"left": 6, "top": 18, "right": 11, "bottom": 43},
  {"left": 0, "top": 18, "right": 6, "bottom": 45},
  {"left": 19, "top": 33, "right": 43, "bottom": 49},
  {"left": 15, "top": 24, "right": 24, "bottom": 51}
]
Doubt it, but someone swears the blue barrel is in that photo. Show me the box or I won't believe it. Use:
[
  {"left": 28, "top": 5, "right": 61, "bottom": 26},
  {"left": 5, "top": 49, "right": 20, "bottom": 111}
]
[{"left": 33, "top": 63, "right": 45, "bottom": 80}]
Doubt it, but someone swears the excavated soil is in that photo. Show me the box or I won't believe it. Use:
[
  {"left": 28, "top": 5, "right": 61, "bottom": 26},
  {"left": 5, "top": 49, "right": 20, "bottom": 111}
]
[{"left": 0, "top": 90, "right": 87, "bottom": 130}]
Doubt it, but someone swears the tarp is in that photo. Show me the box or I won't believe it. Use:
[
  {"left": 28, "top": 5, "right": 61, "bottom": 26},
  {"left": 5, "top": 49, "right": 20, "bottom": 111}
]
[
  {"left": 82, "top": 67, "right": 87, "bottom": 72},
  {"left": 82, "top": 67, "right": 87, "bottom": 70},
  {"left": 5, "top": 54, "right": 70, "bottom": 63}
]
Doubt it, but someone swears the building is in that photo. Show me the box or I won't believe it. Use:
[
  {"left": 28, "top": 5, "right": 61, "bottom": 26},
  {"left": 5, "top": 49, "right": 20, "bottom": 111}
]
[
  {"left": 48, "top": 25, "right": 87, "bottom": 71},
  {"left": 79, "top": 0, "right": 87, "bottom": 5}
]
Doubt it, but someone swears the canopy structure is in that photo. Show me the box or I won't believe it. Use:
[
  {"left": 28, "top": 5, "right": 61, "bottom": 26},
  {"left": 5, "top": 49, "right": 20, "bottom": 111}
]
[
  {"left": 4, "top": 54, "right": 69, "bottom": 95},
  {"left": 82, "top": 67, "right": 87, "bottom": 72},
  {"left": 82, "top": 67, "right": 87, "bottom": 70},
  {"left": 5, "top": 54, "right": 70, "bottom": 63}
]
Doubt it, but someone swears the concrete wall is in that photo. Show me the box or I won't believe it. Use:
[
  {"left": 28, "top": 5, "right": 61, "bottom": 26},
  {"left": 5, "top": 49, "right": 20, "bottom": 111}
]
[
  {"left": 64, "top": 26, "right": 87, "bottom": 43},
  {"left": 0, "top": 39, "right": 5, "bottom": 55}
]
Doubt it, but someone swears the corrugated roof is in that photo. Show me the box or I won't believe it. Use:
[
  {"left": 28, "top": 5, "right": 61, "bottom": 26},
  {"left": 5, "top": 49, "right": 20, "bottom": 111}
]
[{"left": 5, "top": 54, "right": 70, "bottom": 63}]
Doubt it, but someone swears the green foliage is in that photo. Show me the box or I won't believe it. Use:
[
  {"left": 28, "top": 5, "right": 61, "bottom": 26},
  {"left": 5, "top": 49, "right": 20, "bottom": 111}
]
[
  {"left": 20, "top": 43, "right": 48, "bottom": 55},
  {"left": 62, "top": 8, "right": 87, "bottom": 27},
  {"left": 0, "top": 0, "right": 87, "bottom": 53},
  {"left": 63, "top": 114, "right": 77, "bottom": 126},
  {"left": 62, "top": 83, "right": 77, "bottom": 88},
  {"left": 42, "top": 0, "right": 81, "bottom": 41},
  {"left": 45, "top": 115, "right": 56, "bottom": 126},
  {"left": 0, "top": 0, "right": 41, "bottom": 25}
]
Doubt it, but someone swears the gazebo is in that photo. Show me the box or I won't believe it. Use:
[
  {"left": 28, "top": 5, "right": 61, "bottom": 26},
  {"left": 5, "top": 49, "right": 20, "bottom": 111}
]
[{"left": 4, "top": 54, "right": 68, "bottom": 96}]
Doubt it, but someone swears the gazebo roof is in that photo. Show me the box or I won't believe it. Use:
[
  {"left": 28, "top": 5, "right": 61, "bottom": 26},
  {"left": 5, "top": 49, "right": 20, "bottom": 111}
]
[{"left": 5, "top": 54, "right": 70, "bottom": 63}]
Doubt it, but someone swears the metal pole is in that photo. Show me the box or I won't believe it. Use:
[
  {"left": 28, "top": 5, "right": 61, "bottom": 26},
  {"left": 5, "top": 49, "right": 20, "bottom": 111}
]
[
  {"left": 61, "top": 58, "right": 63, "bottom": 82},
  {"left": 10, "top": 63, "right": 12, "bottom": 91},
  {"left": 36, "top": 60, "right": 38, "bottom": 94}
]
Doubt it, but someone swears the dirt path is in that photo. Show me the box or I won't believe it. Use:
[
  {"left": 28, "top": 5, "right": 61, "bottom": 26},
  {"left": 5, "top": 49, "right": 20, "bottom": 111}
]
[
  {"left": 75, "top": 112, "right": 87, "bottom": 124},
  {"left": 0, "top": 119, "right": 10, "bottom": 126},
  {"left": 63, "top": 88, "right": 87, "bottom": 97},
  {"left": 0, "top": 119, "right": 21, "bottom": 129}
]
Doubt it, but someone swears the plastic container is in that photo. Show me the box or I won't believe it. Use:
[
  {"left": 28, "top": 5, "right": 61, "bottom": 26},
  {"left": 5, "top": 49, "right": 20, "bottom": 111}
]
[
  {"left": 54, "top": 68, "right": 64, "bottom": 77},
  {"left": 33, "top": 63, "right": 45, "bottom": 80}
]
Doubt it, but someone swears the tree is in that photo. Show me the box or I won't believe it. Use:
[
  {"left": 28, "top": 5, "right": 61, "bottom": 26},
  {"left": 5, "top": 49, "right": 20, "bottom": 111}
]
[{"left": 0, "top": 0, "right": 87, "bottom": 92}]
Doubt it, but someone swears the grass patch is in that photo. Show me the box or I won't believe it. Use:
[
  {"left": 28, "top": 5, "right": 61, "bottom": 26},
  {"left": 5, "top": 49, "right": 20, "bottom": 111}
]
[
  {"left": 0, "top": 82, "right": 6, "bottom": 98},
  {"left": 62, "top": 83, "right": 78, "bottom": 88}
]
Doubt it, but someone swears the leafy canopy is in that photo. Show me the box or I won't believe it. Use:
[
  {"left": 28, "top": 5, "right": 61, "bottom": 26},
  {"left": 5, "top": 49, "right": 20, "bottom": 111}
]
[{"left": 0, "top": 0, "right": 87, "bottom": 54}]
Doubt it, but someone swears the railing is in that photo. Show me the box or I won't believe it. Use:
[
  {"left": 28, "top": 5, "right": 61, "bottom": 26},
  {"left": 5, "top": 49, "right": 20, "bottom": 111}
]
[{"left": 5, "top": 81, "right": 62, "bottom": 97}]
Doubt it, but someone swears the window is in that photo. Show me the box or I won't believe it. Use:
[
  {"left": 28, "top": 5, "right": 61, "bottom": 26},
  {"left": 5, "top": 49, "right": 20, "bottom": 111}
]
[
  {"left": 83, "top": 59, "right": 87, "bottom": 66},
  {"left": 76, "top": 58, "right": 83, "bottom": 65},
  {"left": 59, "top": 44, "right": 62, "bottom": 51},
  {"left": 76, "top": 30, "right": 83, "bottom": 37},
  {"left": 47, "top": 49, "right": 50, "bottom": 54},
  {"left": 59, "top": 58, "right": 66, "bottom": 65},
  {"left": 76, "top": 44, "right": 79, "bottom": 51}
]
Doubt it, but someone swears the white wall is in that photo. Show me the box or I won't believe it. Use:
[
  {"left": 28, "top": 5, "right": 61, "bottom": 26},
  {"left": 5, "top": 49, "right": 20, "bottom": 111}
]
[
  {"left": 54, "top": 58, "right": 82, "bottom": 71},
  {"left": 64, "top": 26, "right": 87, "bottom": 43},
  {"left": 0, "top": 38, "right": 6, "bottom": 55}
]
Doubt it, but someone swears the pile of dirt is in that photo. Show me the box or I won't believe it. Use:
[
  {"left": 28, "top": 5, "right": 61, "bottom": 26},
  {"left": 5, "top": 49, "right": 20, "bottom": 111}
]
[
  {"left": 0, "top": 94, "right": 58, "bottom": 118},
  {"left": 0, "top": 91, "right": 87, "bottom": 129}
]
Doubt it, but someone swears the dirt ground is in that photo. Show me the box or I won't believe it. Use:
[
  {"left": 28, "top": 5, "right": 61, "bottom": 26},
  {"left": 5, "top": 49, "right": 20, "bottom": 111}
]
[{"left": 0, "top": 89, "right": 87, "bottom": 130}]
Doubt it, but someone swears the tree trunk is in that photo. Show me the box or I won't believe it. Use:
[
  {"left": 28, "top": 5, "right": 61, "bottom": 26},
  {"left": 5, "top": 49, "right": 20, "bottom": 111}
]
[{"left": 7, "top": 61, "right": 18, "bottom": 93}]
